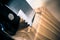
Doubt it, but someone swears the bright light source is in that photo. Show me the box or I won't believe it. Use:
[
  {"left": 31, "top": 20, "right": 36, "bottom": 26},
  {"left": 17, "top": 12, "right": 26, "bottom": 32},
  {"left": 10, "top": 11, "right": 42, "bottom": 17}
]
[{"left": 26, "top": 0, "right": 48, "bottom": 9}]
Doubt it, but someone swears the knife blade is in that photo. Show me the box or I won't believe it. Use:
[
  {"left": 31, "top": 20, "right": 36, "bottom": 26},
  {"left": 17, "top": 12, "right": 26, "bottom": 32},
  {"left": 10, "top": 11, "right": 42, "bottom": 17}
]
[{"left": 5, "top": 0, "right": 35, "bottom": 26}]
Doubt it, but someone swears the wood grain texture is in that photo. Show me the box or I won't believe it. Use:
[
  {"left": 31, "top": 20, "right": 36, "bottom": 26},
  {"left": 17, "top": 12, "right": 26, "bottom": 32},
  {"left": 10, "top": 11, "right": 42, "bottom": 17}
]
[{"left": 13, "top": 6, "right": 60, "bottom": 40}]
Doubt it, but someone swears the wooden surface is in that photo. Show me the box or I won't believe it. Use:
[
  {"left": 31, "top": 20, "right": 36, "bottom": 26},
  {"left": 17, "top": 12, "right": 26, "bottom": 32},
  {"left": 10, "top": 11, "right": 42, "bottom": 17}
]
[{"left": 13, "top": 7, "right": 60, "bottom": 40}]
